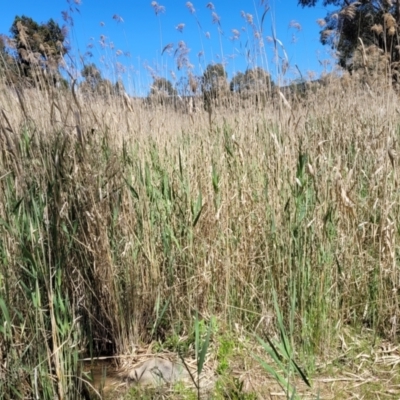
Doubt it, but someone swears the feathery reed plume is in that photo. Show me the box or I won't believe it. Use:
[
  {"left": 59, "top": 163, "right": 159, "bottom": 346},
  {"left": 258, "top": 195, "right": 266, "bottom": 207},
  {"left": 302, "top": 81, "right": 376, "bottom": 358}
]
[
  {"left": 186, "top": 2, "right": 195, "bottom": 14},
  {"left": 371, "top": 23, "right": 384, "bottom": 36},
  {"left": 339, "top": 2, "right": 360, "bottom": 20},
  {"left": 231, "top": 29, "right": 240, "bottom": 40},
  {"left": 383, "top": 13, "right": 397, "bottom": 36},
  {"left": 176, "top": 23, "right": 185, "bottom": 33},
  {"left": 321, "top": 29, "right": 334, "bottom": 41},
  {"left": 151, "top": 1, "right": 165, "bottom": 15},
  {"left": 112, "top": 14, "right": 124, "bottom": 23},
  {"left": 289, "top": 20, "right": 302, "bottom": 31}
]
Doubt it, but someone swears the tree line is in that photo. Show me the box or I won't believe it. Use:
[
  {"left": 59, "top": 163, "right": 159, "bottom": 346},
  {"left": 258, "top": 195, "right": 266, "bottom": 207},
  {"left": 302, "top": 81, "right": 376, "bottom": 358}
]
[
  {"left": 149, "top": 64, "right": 274, "bottom": 105},
  {"left": 2, "top": 3, "right": 399, "bottom": 98},
  {"left": 0, "top": 15, "right": 274, "bottom": 102}
]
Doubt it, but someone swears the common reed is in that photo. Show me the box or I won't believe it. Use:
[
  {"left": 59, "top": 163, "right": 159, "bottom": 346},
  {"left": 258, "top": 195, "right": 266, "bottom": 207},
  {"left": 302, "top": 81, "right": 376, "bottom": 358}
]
[{"left": 1, "top": 66, "right": 400, "bottom": 398}]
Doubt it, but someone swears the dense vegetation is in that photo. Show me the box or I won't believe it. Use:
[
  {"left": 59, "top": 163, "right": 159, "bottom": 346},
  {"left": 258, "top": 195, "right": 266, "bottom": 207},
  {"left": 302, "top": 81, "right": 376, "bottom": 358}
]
[{"left": 1, "top": 2, "right": 400, "bottom": 399}]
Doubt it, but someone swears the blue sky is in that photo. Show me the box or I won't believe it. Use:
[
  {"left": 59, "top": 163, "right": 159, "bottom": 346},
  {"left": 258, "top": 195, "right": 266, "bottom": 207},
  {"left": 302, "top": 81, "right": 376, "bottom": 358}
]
[{"left": 0, "top": 0, "right": 335, "bottom": 95}]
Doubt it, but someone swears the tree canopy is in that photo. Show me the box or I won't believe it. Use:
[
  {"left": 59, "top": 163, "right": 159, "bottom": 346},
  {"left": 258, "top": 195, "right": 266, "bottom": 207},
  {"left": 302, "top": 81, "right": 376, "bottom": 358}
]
[
  {"left": 4, "top": 15, "right": 68, "bottom": 86},
  {"left": 299, "top": 0, "right": 400, "bottom": 76},
  {"left": 10, "top": 16, "right": 67, "bottom": 68},
  {"left": 150, "top": 77, "right": 177, "bottom": 97},
  {"left": 230, "top": 67, "right": 273, "bottom": 94},
  {"left": 202, "top": 63, "right": 228, "bottom": 98},
  {"left": 80, "top": 63, "right": 123, "bottom": 97},
  {"left": 81, "top": 63, "right": 102, "bottom": 89}
]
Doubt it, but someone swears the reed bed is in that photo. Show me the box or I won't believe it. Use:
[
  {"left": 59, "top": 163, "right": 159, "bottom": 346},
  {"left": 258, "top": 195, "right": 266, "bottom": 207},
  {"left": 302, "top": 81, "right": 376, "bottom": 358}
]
[{"left": 0, "top": 74, "right": 399, "bottom": 398}]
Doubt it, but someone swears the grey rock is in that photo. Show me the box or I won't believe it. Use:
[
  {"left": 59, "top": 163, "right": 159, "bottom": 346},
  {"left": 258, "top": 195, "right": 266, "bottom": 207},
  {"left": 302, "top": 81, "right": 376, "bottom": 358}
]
[{"left": 126, "top": 358, "right": 189, "bottom": 387}]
